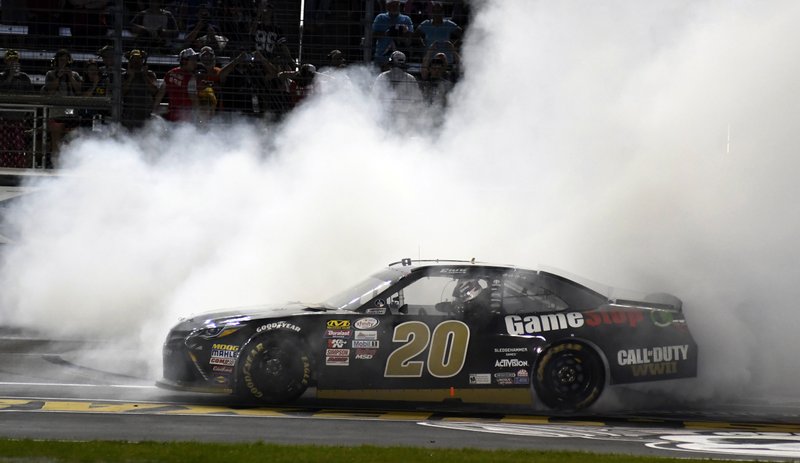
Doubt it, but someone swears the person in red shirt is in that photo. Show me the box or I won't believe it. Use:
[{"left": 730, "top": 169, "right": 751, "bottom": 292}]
[{"left": 152, "top": 48, "right": 199, "bottom": 122}]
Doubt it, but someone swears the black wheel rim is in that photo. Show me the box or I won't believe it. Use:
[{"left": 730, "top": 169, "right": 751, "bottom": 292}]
[
  {"left": 545, "top": 351, "right": 595, "bottom": 400},
  {"left": 252, "top": 344, "right": 302, "bottom": 395}
]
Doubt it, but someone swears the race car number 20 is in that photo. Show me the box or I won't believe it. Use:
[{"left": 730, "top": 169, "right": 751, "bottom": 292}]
[{"left": 384, "top": 320, "right": 470, "bottom": 378}]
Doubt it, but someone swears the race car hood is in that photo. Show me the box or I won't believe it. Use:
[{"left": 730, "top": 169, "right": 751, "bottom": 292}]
[{"left": 180, "top": 302, "right": 327, "bottom": 329}]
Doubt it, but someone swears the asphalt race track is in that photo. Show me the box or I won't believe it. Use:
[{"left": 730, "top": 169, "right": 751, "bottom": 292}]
[
  {"left": 2, "top": 180, "right": 800, "bottom": 461},
  {"left": 1, "top": 333, "right": 800, "bottom": 461}
]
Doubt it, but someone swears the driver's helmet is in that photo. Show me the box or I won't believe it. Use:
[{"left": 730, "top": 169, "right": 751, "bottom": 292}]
[{"left": 453, "top": 278, "right": 485, "bottom": 302}]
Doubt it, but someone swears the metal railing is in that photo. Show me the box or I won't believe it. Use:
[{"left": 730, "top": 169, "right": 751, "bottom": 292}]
[{"left": 0, "top": 95, "right": 110, "bottom": 168}]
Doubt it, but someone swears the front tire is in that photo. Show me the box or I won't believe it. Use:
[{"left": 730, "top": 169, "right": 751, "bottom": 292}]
[
  {"left": 534, "top": 342, "right": 605, "bottom": 411},
  {"left": 238, "top": 335, "right": 311, "bottom": 403}
]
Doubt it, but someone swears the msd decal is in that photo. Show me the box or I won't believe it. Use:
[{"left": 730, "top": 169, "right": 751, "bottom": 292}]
[{"left": 505, "top": 313, "right": 584, "bottom": 335}]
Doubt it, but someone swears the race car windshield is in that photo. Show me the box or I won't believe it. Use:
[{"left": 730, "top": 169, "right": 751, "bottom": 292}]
[{"left": 324, "top": 269, "right": 404, "bottom": 311}]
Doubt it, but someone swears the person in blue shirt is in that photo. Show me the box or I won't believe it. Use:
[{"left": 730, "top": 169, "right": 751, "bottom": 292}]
[
  {"left": 415, "top": 1, "right": 462, "bottom": 65},
  {"left": 372, "top": 0, "right": 414, "bottom": 69}
]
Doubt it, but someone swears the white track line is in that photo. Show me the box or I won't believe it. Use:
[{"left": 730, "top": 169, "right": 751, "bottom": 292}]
[{"left": 0, "top": 381, "right": 156, "bottom": 389}]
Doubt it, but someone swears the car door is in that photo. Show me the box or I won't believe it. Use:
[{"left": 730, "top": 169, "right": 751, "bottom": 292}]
[{"left": 316, "top": 267, "right": 514, "bottom": 401}]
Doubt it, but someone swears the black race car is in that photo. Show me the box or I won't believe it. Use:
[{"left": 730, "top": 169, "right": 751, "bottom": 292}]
[{"left": 158, "top": 259, "right": 697, "bottom": 410}]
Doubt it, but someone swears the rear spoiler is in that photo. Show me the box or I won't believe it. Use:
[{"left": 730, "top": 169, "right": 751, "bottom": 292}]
[{"left": 613, "top": 292, "right": 683, "bottom": 312}]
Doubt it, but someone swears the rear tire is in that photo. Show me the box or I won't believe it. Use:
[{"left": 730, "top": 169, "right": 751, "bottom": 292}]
[
  {"left": 238, "top": 335, "right": 310, "bottom": 403},
  {"left": 534, "top": 342, "right": 604, "bottom": 411}
]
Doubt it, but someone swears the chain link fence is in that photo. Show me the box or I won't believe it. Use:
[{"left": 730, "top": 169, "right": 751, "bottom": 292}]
[{"left": 0, "top": 0, "right": 469, "bottom": 168}]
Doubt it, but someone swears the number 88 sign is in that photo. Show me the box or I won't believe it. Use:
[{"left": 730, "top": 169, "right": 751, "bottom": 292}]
[{"left": 384, "top": 321, "right": 470, "bottom": 378}]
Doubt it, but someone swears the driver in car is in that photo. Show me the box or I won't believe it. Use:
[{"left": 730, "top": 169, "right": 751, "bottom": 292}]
[{"left": 436, "top": 277, "right": 491, "bottom": 314}]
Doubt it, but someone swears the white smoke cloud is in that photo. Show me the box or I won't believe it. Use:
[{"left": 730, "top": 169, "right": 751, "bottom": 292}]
[{"left": 1, "top": 0, "right": 799, "bottom": 402}]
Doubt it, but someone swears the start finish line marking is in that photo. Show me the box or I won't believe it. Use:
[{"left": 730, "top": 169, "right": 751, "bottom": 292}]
[{"left": 420, "top": 422, "right": 800, "bottom": 459}]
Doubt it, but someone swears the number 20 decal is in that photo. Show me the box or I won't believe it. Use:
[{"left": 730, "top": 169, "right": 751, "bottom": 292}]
[{"left": 384, "top": 320, "right": 470, "bottom": 378}]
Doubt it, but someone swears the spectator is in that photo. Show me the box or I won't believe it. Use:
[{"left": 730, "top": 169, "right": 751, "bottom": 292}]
[
  {"left": 0, "top": 50, "right": 34, "bottom": 168},
  {"left": 80, "top": 59, "right": 111, "bottom": 129},
  {"left": 152, "top": 48, "right": 199, "bottom": 122},
  {"left": 81, "top": 59, "right": 109, "bottom": 98},
  {"left": 249, "top": 1, "right": 293, "bottom": 71},
  {"left": 42, "top": 49, "right": 83, "bottom": 164},
  {"left": 372, "top": 0, "right": 414, "bottom": 69},
  {"left": 96, "top": 44, "right": 116, "bottom": 79},
  {"left": 0, "top": 50, "right": 33, "bottom": 94},
  {"left": 218, "top": 51, "right": 278, "bottom": 120},
  {"left": 197, "top": 46, "right": 222, "bottom": 99},
  {"left": 323, "top": 49, "right": 346, "bottom": 71},
  {"left": 278, "top": 63, "right": 327, "bottom": 108},
  {"left": 130, "top": 0, "right": 179, "bottom": 53},
  {"left": 419, "top": 51, "right": 453, "bottom": 112},
  {"left": 121, "top": 49, "right": 159, "bottom": 129},
  {"left": 415, "top": 1, "right": 462, "bottom": 63},
  {"left": 373, "top": 50, "right": 422, "bottom": 114},
  {"left": 183, "top": 2, "right": 229, "bottom": 52}
]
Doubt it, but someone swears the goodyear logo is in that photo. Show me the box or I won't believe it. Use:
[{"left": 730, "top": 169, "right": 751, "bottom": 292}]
[{"left": 326, "top": 320, "right": 351, "bottom": 329}]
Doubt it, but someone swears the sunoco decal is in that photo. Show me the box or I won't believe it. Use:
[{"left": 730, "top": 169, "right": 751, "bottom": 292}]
[{"left": 505, "top": 313, "right": 584, "bottom": 335}]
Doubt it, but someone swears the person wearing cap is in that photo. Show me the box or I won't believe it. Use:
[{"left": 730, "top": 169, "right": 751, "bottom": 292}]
[
  {"left": 0, "top": 50, "right": 34, "bottom": 168},
  {"left": 152, "top": 48, "right": 199, "bottom": 122},
  {"left": 0, "top": 50, "right": 33, "bottom": 94},
  {"left": 278, "top": 63, "right": 329, "bottom": 108},
  {"left": 372, "top": 0, "right": 414, "bottom": 69},
  {"left": 197, "top": 46, "right": 222, "bottom": 109},
  {"left": 418, "top": 51, "right": 453, "bottom": 116},
  {"left": 121, "top": 49, "right": 159, "bottom": 129},
  {"left": 373, "top": 50, "right": 422, "bottom": 114}
]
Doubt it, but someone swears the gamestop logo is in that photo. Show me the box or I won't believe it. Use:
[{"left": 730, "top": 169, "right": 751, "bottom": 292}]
[{"left": 505, "top": 313, "right": 584, "bottom": 335}]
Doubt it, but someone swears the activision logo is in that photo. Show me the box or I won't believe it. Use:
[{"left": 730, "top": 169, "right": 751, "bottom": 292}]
[{"left": 495, "top": 358, "right": 529, "bottom": 368}]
